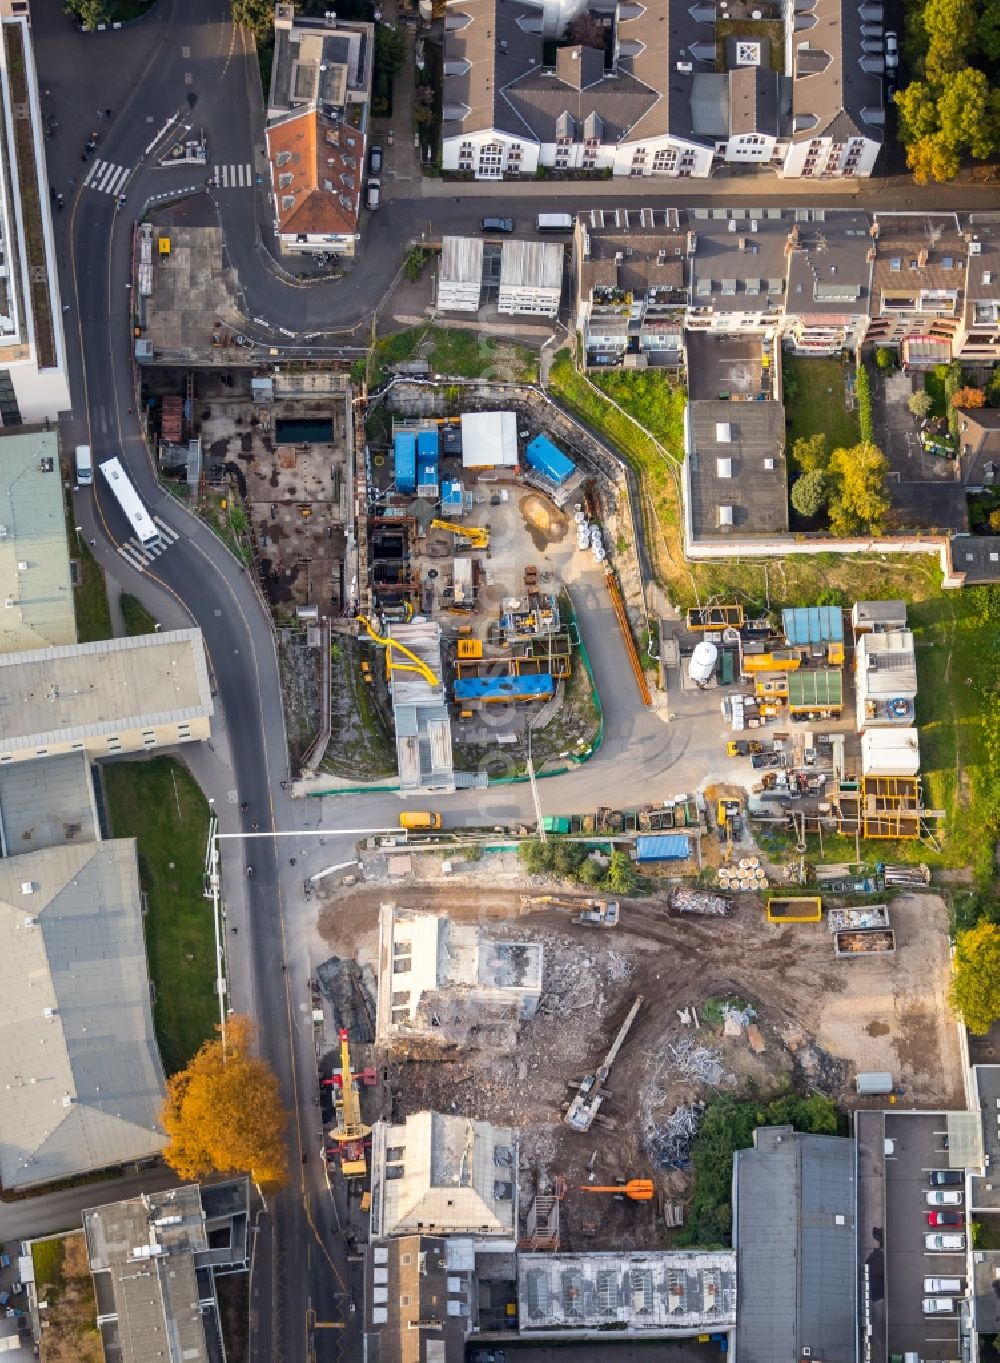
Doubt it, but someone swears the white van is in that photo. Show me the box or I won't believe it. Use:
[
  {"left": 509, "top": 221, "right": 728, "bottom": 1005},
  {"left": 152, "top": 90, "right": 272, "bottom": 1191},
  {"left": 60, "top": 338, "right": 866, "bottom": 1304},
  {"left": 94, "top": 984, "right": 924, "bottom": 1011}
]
[
  {"left": 925, "top": 1232, "right": 965, "bottom": 1251},
  {"left": 924, "top": 1277, "right": 963, "bottom": 1293},
  {"left": 922, "top": 1297, "right": 955, "bottom": 1314},
  {"left": 535, "top": 213, "right": 573, "bottom": 232},
  {"left": 75, "top": 444, "right": 93, "bottom": 486}
]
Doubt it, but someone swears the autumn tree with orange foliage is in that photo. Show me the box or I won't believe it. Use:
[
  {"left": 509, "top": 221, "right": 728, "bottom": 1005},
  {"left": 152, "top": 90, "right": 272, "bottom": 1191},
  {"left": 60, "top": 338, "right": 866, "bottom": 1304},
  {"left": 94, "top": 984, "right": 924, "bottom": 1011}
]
[
  {"left": 952, "top": 386, "right": 986, "bottom": 409},
  {"left": 161, "top": 1015, "right": 289, "bottom": 1192}
]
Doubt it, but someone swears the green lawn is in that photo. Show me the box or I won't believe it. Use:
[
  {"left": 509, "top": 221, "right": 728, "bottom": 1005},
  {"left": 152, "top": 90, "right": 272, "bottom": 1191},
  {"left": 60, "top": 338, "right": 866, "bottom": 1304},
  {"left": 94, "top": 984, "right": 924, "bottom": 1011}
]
[
  {"left": 120, "top": 592, "right": 158, "bottom": 636},
  {"left": 369, "top": 325, "right": 537, "bottom": 386},
  {"left": 783, "top": 354, "right": 860, "bottom": 451},
  {"left": 65, "top": 503, "right": 113, "bottom": 643},
  {"left": 103, "top": 757, "right": 217, "bottom": 1074},
  {"left": 591, "top": 369, "right": 686, "bottom": 452}
]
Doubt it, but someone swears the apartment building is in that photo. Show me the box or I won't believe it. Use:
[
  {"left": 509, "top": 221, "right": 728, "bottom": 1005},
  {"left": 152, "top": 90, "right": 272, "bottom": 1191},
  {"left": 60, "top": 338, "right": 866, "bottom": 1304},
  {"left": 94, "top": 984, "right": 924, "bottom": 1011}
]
[
  {"left": 957, "top": 216, "right": 1000, "bottom": 365},
  {"left": 0, "top": 13, "right": 70, "bottom": 423},
  {"left": 266, "top": 108, "right": 363, "bottom": 258},
  {"left": 782, "top": 209, "right": 873, "bottom": 353},
  {"left": 865, "top": 213, "right": 967, "bottom": 368},
  {"left": 442, "top": 0, "right": 882, "bottom": 182},
  {"left": 267, "top": 2, "right": 373, "bottom": 127}
]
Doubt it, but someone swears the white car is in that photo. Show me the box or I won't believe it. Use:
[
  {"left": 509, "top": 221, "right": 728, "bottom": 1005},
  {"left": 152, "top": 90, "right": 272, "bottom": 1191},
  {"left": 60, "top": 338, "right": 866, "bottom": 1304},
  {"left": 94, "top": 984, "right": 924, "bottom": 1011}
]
[
  {"left": 885, "top": 30, "right": 898, "bottom": 68},
  {"left": 925, "top": 1232, "right": 966, "bottom": 1251},
  {"left": 924, "top": 1277, "right": 963, "bottom": 1293},
  {"left": 926, "top": 1190, "right": 963, "bottom": 1206},
  {"left": 922, "top": 1297, "right": 955, "bottom": 1314}
]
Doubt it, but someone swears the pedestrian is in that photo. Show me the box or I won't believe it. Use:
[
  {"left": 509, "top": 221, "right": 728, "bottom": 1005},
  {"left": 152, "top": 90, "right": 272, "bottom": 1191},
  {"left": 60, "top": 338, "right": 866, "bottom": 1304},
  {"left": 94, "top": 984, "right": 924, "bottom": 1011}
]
[{"left": 89, "top": 538, "right": 95, "bottom": 547}]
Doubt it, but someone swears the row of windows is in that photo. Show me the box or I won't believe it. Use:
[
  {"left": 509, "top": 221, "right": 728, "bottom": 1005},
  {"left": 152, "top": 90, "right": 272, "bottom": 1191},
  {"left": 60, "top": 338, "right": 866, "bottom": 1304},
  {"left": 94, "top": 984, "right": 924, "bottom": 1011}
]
[{"left": 0, "top": 725, "right": 194, "bottom": 763}]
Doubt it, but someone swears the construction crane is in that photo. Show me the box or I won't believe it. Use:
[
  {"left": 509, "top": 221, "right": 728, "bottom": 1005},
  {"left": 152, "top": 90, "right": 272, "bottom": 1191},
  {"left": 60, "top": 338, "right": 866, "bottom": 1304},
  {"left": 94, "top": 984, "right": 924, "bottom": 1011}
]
[
  {"left": 564, "top": 995, "right": 644, "bottom": 1132},
  {"left": 429, "top": 518, "right": 490, "bottom": 551},
  {"left": 556, "top": 1177, "right": 654, "bottom": 1203},
  {"left": 327, "top": 1029, "right": 371, "bottom": 1178},
  {"left": 356, "top": 614, "right": 439, "bottom": 689}
]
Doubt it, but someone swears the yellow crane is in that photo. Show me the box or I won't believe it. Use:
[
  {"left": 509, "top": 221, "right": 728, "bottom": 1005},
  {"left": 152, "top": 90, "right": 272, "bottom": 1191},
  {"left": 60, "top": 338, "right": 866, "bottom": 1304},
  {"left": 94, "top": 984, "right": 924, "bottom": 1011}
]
[
  {"left": 429, "top": 518, "right": 490, "bottom": 551},
  {"left": 328, "top": 1028, "right": 371, "bottom": 1178},
  {"left": 356, "top": 614, "right": 439, "bottom": 689}
]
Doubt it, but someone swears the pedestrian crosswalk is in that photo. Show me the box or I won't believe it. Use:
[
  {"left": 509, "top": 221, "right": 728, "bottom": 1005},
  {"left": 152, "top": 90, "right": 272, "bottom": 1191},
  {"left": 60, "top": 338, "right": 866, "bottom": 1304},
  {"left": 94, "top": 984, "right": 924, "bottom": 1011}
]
[
  {"left": 83, "top": 159, "right": 130, "bottom": 196},
  {"left": 117, "top": 517, "right": 180, "bottom": 572},
  {"left": 213, "top": 163, "right": 253, "bottom": 189}
]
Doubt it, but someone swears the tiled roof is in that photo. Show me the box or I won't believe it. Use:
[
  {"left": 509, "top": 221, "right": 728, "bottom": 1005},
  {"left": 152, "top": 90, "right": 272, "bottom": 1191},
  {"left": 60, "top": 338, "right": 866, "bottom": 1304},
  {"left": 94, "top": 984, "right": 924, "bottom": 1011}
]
[
  {"left": 442, "top": 0, "right": 541, "bottom": 141},
  {"left": 266, "top": 109, "right": 361, "bottom": 238},
  {"left": 790, "top": 0, "right": 884, "bottom": 141}
]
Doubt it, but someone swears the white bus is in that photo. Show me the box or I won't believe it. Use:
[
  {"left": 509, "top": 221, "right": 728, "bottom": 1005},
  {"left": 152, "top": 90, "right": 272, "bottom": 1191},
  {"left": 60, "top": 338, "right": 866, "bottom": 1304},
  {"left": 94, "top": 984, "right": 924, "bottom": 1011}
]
[
  {"left": 99, "top": 457, "right": 161, "bottom": 547},
  {"left": 536, "top": 213, "right": 574, "bottom": 232}
]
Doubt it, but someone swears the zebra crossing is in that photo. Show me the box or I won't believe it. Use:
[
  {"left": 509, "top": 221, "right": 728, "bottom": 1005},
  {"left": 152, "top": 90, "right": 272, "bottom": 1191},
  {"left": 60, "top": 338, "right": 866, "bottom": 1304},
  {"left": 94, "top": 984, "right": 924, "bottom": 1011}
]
[
  {"left": 213, "top": 163, "right": 253, "bottom": 189},
  {"left": 117, "top": 517, "right": 180, "bottom": 572},
  {"left": 83, "top": 159, "right": 130, "bottom": 196}
]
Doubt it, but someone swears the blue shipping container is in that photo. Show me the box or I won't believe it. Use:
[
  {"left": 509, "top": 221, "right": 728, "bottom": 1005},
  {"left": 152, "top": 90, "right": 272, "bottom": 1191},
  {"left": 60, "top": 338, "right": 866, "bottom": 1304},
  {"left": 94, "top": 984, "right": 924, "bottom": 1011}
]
[
  {"left": 454, "top": 674, "right": 554, "bottom": 702},
  {"left": 635, "top": 833, "right": 690, "bottom": 862},
  {"left": 525, "top": 434, "right": 575, "bottom": 486},
  {"left": 394, "top": 431, "right": 417, "bottom": 493},
  {"left": 417, "top": 429, "right": 440, "bottom": 460}
]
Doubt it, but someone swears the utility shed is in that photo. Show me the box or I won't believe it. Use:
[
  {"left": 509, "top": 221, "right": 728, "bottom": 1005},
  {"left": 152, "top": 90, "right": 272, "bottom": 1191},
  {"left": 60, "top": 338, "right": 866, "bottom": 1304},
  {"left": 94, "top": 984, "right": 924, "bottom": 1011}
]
[
  {"left": 437, "top": 235, "right": 484, "bottom": 312},
  {"left": 733, "top": 1125, "right": 856, "bottom": 1363},
  {"left": 524, "top": 435, "right": 575, "bottom": 487},
  {"left": 782, "top": 605, "right": 844, "bottom": 648},
  {"left": 461, "top": 411, "right": 518, "bottom": 469},
  {"left": 786, "top": 669, "right": 843, "bottom": 713},
  {"left": 852, "top": 600, "right": 907, "bottom": 634},
  {"left": 861, "top": 727, "right": 920, "bottom": 777},
  {"left": 635, "top": 833, "right": 690, "bottom": 862}
]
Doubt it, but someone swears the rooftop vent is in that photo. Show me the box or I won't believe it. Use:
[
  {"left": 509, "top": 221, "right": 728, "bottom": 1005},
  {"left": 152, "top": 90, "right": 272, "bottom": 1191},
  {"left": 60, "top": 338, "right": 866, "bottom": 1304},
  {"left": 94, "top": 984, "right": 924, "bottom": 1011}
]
[
  {"left": 21, "top": 881, "right": 35, "bottom": 895},
  {"left": 718, "top": 505, "right": 734, "bottom": 526}
]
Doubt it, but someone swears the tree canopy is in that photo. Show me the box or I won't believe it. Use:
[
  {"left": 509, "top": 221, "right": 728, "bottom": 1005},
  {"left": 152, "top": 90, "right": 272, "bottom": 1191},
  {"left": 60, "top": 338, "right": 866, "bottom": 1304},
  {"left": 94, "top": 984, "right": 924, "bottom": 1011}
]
[
  {"left": 953, "top": 386, "right": 986, "bottom": 409},
  {"left": 161, "top": 1015, "right": 289, "bottom": 1192},
  {"left": 790, "top": 433, "right": 828, "bottom": 474},
  {"left": 908, "top": 389, "right": 934, "bottom": 418},
  {"left": 791, "top": 469, "right": 829, "bottom": 520},
  {"left": 230, "top": 0, "right": 273, "bottom": 34},
  {"left": 949, "top": 921, "right": 1000, "bottom": 1034}
]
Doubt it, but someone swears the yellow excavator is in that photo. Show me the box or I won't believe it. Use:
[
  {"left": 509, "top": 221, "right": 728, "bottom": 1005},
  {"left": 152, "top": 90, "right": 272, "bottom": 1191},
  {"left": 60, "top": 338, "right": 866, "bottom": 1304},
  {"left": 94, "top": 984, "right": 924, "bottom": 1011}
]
[
  {"left": 328, "top": 1029, "right": 371, "bottom": 1178},
  {"left": 356, "top": 614, "right": 439, "bottom": 689},
  {"left": 429, "top": 519, "right": 490, "bottom": 551}
]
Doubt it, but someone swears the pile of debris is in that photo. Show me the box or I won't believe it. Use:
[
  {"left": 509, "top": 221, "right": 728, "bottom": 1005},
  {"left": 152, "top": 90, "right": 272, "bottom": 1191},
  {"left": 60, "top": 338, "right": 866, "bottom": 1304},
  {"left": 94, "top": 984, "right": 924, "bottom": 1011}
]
[{"left": 645, "top": 1102, "right": 704, "bottom": 1170}]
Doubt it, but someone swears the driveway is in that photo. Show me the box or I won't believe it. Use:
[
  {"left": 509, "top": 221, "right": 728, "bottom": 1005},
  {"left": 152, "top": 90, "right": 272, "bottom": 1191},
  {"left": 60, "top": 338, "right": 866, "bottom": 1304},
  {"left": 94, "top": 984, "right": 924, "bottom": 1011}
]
[{"left": 874, "top": 369, "right": 968, "bottom": 532}]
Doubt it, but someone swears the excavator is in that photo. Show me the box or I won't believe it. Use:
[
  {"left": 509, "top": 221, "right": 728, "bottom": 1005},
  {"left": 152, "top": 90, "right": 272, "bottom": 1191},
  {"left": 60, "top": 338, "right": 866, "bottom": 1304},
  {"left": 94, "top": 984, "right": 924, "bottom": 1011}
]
[
  {"left": 356, "top": 614, "right": 439, "bottom": 689},
  {"left": 556, "top": 1176, "right": 654, "bottom": 1203},
  {"left": 327, "top": 1028, "right": 371, "bottom": 1179},
  {"left": 429, "top": 518, "right": 490, "bottom": 551}
]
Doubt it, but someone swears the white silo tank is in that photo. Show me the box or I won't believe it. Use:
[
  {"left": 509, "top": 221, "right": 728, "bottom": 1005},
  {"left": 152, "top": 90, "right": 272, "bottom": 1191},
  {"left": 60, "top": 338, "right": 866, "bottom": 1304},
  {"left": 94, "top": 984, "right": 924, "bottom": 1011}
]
[{"left": 688, "top": 641, "right": 718, "bottom": 686}]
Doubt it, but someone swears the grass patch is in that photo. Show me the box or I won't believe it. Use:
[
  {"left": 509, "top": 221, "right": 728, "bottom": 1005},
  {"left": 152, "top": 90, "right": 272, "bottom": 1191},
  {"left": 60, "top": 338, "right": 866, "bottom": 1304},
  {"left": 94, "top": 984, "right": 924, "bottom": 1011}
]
[
  {"left": 66, "top": 501, "right": 113, "bottom": 642},
  {"left": 591, "top": 370, "right": 686, "bottom": 452},
  {"left": 370, "top": 325, "right": 538, "bottom": 386},
  {"left": 783, "top": 354, "right": 860, "bottom": 451},
  {"left": 716, "top": 16, "right": 785, "bottom": 70},
  {"left": 924, "top": 366, "right": 948, "bottom": 419},
  {"left": 32, "top": 1238, "right": 67, "bottom": 1302},
  {"left": 120, "top": 592, "right": 158, "bottom": 636},
  {"left": 31, "top": 1233, "right": 102, "bottom": 1362},
  {"left": 103, "top": 757, "right": 217, "bottom": 1074},
  {"left": 201, "top": 494, "right": 252, "bottom": 566}
]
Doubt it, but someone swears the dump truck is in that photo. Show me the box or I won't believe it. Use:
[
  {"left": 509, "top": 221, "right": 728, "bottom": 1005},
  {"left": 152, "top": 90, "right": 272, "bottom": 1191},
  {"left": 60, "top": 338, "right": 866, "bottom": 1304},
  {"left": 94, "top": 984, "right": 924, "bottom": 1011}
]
[
  {"left": 834, "top": 929, "right": 896, "bottom": 957},
  {"left": 827, "top": 906, "right": 891, "bottom": 933}
]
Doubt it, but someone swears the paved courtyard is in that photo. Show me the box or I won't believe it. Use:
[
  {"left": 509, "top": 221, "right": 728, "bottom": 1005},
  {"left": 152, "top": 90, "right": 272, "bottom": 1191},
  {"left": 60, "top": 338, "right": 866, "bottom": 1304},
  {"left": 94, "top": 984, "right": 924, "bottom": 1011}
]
[{"left": 874, "top": 369, "right": 968, "bottom": 532}]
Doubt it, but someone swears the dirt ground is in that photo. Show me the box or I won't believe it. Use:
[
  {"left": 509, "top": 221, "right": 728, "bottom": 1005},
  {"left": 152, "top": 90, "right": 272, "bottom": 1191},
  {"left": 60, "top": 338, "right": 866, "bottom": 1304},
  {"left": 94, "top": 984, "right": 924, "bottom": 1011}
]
[
  {"left": 318, "top": 880, "right": 961, "bottom": 1251},
  {"left": 37, "top": 1233, "right": 103, "bottom": 1363}
]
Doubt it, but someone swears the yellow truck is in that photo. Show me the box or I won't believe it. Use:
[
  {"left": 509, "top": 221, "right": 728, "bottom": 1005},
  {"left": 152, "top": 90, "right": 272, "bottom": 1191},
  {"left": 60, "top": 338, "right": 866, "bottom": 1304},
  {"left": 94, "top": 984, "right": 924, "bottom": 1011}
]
[{"left": 399, "top": 811, "right": 442, "bottom": 831}]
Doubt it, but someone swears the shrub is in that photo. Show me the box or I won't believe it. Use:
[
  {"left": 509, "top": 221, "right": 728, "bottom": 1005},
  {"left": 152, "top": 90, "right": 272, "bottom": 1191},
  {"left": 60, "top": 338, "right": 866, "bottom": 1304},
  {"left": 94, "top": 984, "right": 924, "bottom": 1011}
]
[
  {"left": 790, "top": 469, "right": 828, "bottom": 519},
  {"left": 856, "top": 363, "right": 873, "bottom": 441}
]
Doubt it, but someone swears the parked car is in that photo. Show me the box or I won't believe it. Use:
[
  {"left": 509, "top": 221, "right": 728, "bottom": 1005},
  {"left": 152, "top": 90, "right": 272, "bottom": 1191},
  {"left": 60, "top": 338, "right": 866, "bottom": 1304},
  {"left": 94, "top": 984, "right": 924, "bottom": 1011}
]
[
  {"left": 368, "top": 144, "right": 383, "bottom": 176},
  {"left": 926, "top": 1190, "right": 963, "bottom": 1206},
  {"left": 923, "top": 1298, "right": 955, "bottom": 1314},
  {"left": 929, "top": 1169, "right": 963, "bottom": 1186},
  {"left": 924, "top": 1277, "right": 963, "bottom": 1293},
  {"left": 481, "top": 217, "right": 514, "bottom": 234},
  {"left": 925, "top": 1232, "right": 966, "bottom": 1251},
  {"left": 884, "top": 30, "right": 898, "bottom": 67},
  {"left": 366, "top": 180, "right": 381, "bottom": 211},
  {"left": 927, "top": 1210, "right": 964, "bottom": 1227}
]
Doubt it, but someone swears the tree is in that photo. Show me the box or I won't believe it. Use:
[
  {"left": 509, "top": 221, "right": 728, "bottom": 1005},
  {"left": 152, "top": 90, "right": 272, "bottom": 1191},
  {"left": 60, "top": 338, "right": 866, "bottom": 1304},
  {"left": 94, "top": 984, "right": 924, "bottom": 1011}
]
[
  {"left": 935, "top": 69, "right": 1000, "bottom": 160},
  {"left": 374, "top": 22, "right": 408, "bottom": 77},
  {"left": 908, "top": 389, "right": 934, "bottom": 418},
  {"left": 989, "top": 509, "right": 1000, "bottom": 532},
  {"left": 894, "top": 82, "right": 941, "bottom": 144},
  {"left": 161, "top": 1016, "right": 289, "bottom": 1192},
  {"left": 606, "top": 850, "right": 637, "bottom": 895},
  {"left": 827, "top": 441, "right": 890, "bottom": 536},
  {"left": 230, "top": 0, "right": 274, "bottom": 33},
  {"left": 923, "top": 0, "right": 976, "bottom": 78},
  {"left": 952, "top": 385, "right": 986, "bottom": 409},
  {"left": 790, "top": 433, "right": 828, "bottom": 474},
  {"left": 949, "top": 921, "right": 1000, "bottom": 1034},
  {"left": 980, "top": 0, "right": 1000, "bottom": 62},
  {"left": 790, "top": 469, "right": 829, "bottom": 519},
  {"left": 875, "top": 346, "right": 894, "bottom": 371},
  {"left": 906, "top": 132, "right": 961, "bottom": 185},
  {"left": 567, "top": 11, "right": 606, "bottom": 47}
]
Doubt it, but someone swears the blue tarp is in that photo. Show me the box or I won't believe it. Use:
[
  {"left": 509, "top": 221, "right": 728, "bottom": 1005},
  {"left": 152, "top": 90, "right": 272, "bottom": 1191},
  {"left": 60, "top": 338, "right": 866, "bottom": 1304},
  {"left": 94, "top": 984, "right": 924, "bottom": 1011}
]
[
  {"left": 394, "top": 431, "right": 416, "bottom": 494},
  {"left": 782, "top": 605, "right": 844, "bottom": 646},
  {"left": 442, "top": 480, "right": 463, "bottom": 512},
  {"left": 525, "top": 434, "right": 575, "bottom": 486},
  {"left": 454, "top": 674, "right": 554, "bottom": 701},
  {"left": 635, "top": 833, "right": 690, "bottom": 862}
]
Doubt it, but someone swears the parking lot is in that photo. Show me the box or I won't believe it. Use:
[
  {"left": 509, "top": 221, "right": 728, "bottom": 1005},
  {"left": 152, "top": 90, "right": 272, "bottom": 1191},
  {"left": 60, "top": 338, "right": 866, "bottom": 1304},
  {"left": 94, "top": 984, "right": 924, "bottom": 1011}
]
[
  {"left": 873, "top": 369, "right": 968, "bottom": 532},
  {"left": 882, "top": 1111, "right": 966, "bottom": 1361}
]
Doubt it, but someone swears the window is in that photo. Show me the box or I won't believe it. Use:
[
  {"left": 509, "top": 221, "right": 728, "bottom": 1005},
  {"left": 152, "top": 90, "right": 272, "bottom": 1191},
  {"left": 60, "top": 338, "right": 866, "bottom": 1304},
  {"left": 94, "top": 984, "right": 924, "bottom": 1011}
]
[
  {"left": 400, "top": 1295, "right": 411, "bottom": 1307},
  {"left": 35, "top": 748, "right": 48, "bottom": 757},
  {"left": 653, "top": 148, "right": 677, "bottom": 171},
  {"left": 279, "top": 173, "right": 293, "bottom": 189}
]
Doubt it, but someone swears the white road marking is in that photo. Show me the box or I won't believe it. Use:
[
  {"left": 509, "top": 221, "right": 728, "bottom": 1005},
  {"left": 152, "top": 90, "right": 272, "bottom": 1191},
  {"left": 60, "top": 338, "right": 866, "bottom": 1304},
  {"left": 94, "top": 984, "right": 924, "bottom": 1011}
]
[{"left": 86, "top": 159, "right": 130, "bottom": 195}]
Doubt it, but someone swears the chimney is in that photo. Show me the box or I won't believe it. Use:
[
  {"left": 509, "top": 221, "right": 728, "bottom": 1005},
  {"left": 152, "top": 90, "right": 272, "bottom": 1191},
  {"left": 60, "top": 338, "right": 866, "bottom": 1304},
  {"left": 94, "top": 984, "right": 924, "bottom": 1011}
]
[{"left": 917, "top": 247, "right": 928, "bottom": 267}]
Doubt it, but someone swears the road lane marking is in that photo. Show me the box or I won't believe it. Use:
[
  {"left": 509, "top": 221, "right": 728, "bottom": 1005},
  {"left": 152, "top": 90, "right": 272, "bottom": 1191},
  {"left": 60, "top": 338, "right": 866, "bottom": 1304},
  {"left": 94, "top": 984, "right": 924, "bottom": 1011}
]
[{"left": 85, "top": 160, "right": 130, "bottom": 195}]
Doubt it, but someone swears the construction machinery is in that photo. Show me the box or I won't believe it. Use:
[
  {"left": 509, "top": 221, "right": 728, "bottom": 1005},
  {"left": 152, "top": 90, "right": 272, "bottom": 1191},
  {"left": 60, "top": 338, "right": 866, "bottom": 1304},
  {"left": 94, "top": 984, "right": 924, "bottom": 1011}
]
[
  {"left": 518, "top": 895, "right": 620, "bottom": 927},
  {"left": 429, "top": 518, "right": 490, "bottom": 551},
  {"left": 564, "top": 996, "right": 643, "bottom": 1132},
  {"left": 556, "top": 1176, "right": 654, "bottom": 1202},
  {"left": 356, "top": 614, "right": 439, "bottom": 689},
  {"left": 327, "top": 1029, "right": 371, "bottom": 1178}
]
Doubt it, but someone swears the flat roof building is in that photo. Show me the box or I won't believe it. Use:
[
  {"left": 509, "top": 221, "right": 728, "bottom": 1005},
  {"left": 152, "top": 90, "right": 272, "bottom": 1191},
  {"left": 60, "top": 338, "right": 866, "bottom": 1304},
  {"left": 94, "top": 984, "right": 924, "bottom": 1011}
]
[
  {"left": 267, "top": 1, "right": 373, "bottom": 125},
  {"left": 0, "top": 429, "right": 75, "bottom": 652},
  {"left": 375, "top": 904, "right": 543, "bottom": 1056},
  {"left": 0, "top": 840, "right": 167, "bottom": 1189},
  {"left": 370, "top": 1110, "right": 518, "bottom": 1242},
  {"left": 498, "top": 239, "right": 563, "bottom": 318},
  {"left": 387, "top": 619, "right": 455, "bottom": 794},
  {"left": 438, "top": 236, "right": 484, "bottom": 313},
  {"left": 460, "top": 412, "right": 518, "bottom": 469},
  {"left": 518, "top": 1250, "right": 737, "bottom": 1337},
  {"left": 365, "top": 1235, "right": 478, "bottom": 1362},
  {"left": 733, "top": 1125, "right": 856, "bottom": 1363},
  {"left": 855, "top": 629, "right": 917, "bottom": 730},
  {"left": 0, "top": 750, "right": 99, "bottom": 854},
  {"left": 83, "top": 1180, "right": 250, "bottom": 1363},
  {"left": 0, "top": 628, "right": 213, "bottom": 765},
  {"left": 861, "top": 726, "right": 920, "bottom": 777},
  {"left": 684, "top": 400, "right": 788, "bottom": 544}
]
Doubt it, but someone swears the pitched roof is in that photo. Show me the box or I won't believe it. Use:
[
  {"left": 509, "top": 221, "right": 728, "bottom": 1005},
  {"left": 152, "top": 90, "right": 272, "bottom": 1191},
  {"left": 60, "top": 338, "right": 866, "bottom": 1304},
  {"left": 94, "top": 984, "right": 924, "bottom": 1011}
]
[
  {"left": 0, "top": 841, "right": 167, "bottom": 1189},
  {"left": 266, "top": 109, "right": 361, "bottom": 238},
  {"left": 728, "top": 66, "right": 779, "bottom": 136},
  {"left": 790, "top": 0, "right": 884, "bottom": 142},
  {"left": 442, "top": 0, "right": 541, "bottom": 141}
]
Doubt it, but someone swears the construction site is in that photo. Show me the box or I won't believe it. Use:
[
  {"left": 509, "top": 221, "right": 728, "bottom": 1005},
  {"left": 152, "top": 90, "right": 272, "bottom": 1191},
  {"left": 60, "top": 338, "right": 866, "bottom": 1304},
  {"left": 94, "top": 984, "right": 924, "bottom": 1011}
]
[{"left": 313, "top": 868, "right": 963, "bottom": 1260}]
